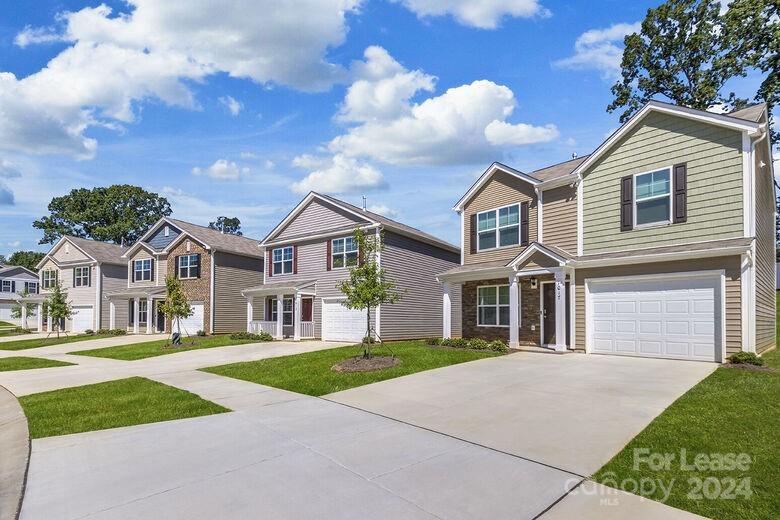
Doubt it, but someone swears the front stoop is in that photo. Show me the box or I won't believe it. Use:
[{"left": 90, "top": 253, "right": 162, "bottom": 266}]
[{"left": 513, "top": 346, "right": 573, "bottom": 355}]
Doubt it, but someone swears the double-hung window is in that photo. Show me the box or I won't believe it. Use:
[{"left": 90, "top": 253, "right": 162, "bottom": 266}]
[
  {"left": 1, "top": 280, "right": 12, "bottom": 292},
  {"left": 477, "top": 204, "right": 520, "bottom": 250},
  {"left": 138, "top": 300, "right": 148, "bottom": 326},
  {"left": 178, "top": 254, "right": 199, "bottom": 279},
  {"left": 73, "top": 266, "right": 90, "bottom": 287},
  {"left": 134, "top": 259, "right": 152, "bottom": 281},
  {"left": 42, "top": 270, "right": 58, "bottom": 289},
  {"left": 273, "top": 247, "right": 293, "bottom": 275},
  {"left": 635, "top": 168, "right": 671, "bottom": 226},
  {"left": 25, "top": 282, "right": 38, "bottom": 294},
  {"left": 282, "top": 298, "right": 293, "bottom": 326},
  {"left": 477, "top": 285, "right": 510, "bottom": 327},
  {"left": 331, "top": 237, "right": 358, "bottom": 268}
]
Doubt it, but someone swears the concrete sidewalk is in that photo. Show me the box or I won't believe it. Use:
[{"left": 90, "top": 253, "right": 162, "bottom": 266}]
[{"left": 0, "top": 385, "right": 28, "bottom": 520}]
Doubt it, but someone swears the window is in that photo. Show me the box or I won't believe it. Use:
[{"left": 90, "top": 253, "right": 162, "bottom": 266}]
[
  {"left": 178, "top": 254, "right": 200, "bottom": 279},
  {"left": 477, "top": 204, "right": 520, "bottom": 251},
  {"left": 134, "top": 259, "right": 152, "bottom": 281},
  {"left": 477, "top": 285, "right": 510, "bottom": 327},
  {"left": 25, "top": 282, "right": 37, "bottom": 294},
  {"left": 268, "top": 298, "right": 278, "bottom": 322},
  {"left": 138, "top": 300, "right": 148, "bottom": 326},
  {"left": 273, "top": 247, "right": 294, "bottom": 275},
  {"left": 635, "top": 168, "right": 671, "bottom": 226},
  {"left": 1, "top": 280, "right": 12, "bottom": 292},
  {"left": 331, "top": 237, "right": 358, "bottom": 268},
  {"left": 164, "top": 225, "right": 170, "bottom": 237},
  {"left": 42, "top": 270, "right": 57, "bottom": 289},
  {"left": 283, "top": 298, "right": 293, "bottom": 326},
  {"left": 73, "top": 266, "right": 90, "bottom": 287}
]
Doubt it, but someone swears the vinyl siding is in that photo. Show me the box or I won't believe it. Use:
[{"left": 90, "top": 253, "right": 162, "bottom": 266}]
[
  {"left": 147, "top": 224, "right": 181, "bottom": 251},
  {"left": 380, "top": 231, "right": 460, "bottom": 340},
  {"left": 463, "top": 170, "right": 538, "bottom": 265},
  {"left": 275, "top": 199, "right": 369, "bottom": 240},
  {"left": 127, "top": 248, "right": 158, "bottom": 288},
  {"left": 541, "top": 185, "right": 577, "bottom": 254},
  {"left": 753, "top": 135, "right": 776, "bottom": 354},
  {"left": 574, "top": 256, "right": 742, "bottom": 356},
  {"left": 57, "top": 263, "right": 99, "bottom": 331},
  {"left": 582, "top": 111, "right": 744, "bottom": 253},
  {"left": 214, "top": 252, "right": 264, "bottom": 333},
  {"left": 51, "top": 239, "right": 91, "bottom": 263},
  {"left": 101, "top": 263, "right": 129, "bottom": 330}
]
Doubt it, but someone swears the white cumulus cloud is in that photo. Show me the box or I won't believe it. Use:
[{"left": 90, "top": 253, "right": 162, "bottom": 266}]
[
  {"left": 554, "top": 22, "right": 641, "bottom": 80},
  {"left": 291, "top": 154, "right": 386, "bottom": 195},
  {"left": 393, "top": 0, "right": 550, "bottom": 29},
  {"left": 219, "top": 95, "right": 243, "bottom": 116},
  {"left": 367, "top": 204, "right": 399, "bottom": 218},
  {"left": 0, "top": 159, "right": 22, "bottom": 179},
  {"left": 192, "top": 159, "right": 249, "bottom": 181}
]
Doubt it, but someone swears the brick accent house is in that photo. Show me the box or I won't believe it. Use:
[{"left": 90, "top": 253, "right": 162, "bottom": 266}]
[{"left": 167, "top": 238, "right": 212, "bottom": 334}]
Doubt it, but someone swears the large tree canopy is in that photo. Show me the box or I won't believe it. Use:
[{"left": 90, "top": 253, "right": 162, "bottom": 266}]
[
  {"left": 609, "top": 0, "right": 778, "bottom": 139},
  {"left": 208, "top": 216, "right": 242, "bottom": 236},
  {"left": 33, "top": 185, "right": 172, "bottom": 245},
  {"left": 5, "top": 251, "right": 46, "bottom": 272}
]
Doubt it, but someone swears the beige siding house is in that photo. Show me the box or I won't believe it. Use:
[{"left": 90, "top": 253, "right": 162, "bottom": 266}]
[
  {"left": 35, "top": 236, "right": 128, "bottom": 332},
  {"left": 245, "top": 192, "right": 460, "bottom": 342},
  {"left": 439, "top": 101, "right": 775, "bottom": 363},
  {"left": 0, "top": 264, "right": 39, "bottom": 328},
  {"left": 112, "top": 218, "right": 264, "bottom": 336}
]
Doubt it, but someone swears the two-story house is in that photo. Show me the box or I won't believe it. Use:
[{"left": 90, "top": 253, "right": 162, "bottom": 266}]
[
  {"left": 439, "top": 101, "right": 775, "bottom": 363},
  {"left": 245, "top": 192, "right": 460, "bottom": 342},
  {"left": 36, "top": 236, "right": 128, "bottom": 332},
  {"left": 0, "top": 263, "right": 39, "bottom": 326},
  {"left": 112, "top": 218, "right": 264, "bottom": 335}
]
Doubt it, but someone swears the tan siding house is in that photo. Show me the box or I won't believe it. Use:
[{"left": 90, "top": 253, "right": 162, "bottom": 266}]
[{"left": 439, "top": 101, "right": 774, "bottom": 363}]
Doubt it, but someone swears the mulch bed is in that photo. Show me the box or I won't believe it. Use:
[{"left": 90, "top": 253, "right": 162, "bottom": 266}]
[
  {"left": 332, "top": 356, "right": 401, "bottom": 373},
  {"left": 722, "top": 363, "right": 776, "bottom": 373}
]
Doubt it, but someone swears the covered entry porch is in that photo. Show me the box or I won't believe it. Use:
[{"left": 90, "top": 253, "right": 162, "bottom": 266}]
[
  {"left": 243, "top": 280, "right": 316, "bottom": 341},
  {"left": 105, "top": 288, "right": 166, "bottom": 334}
]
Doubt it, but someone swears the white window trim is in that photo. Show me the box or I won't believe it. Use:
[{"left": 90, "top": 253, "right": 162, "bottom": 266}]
[
  {"left": 633, "top": 166, "right": 672, "bottom": 229},
  {"left": 476, "top": 203, "right": 522, "bottom": 252},
  {"left": 272, "top": 246, "right": 294, "bottom": 275},
  {"left": 178, "top": 254, "right": 199, "bottom": 280},
  {"left": 476, "top": 284, "right": 510, "bottom": 328},
  {"left": 282, "top": 297, "right": 294, "bottom": 326},
  {"left": 134, "top": 259, "right": 152, "bottom": 282},
  {"left": 42, "top": 270, "right": 58, "bottom": 289},
  {"left": 331, "top": 237, "right": 359, "bottom": 270},
  {"left": 138, "top": 299, "right": 148, "bottom": 325},
  {"left": 25, "top": 282, "right": 38, "bottom": 294},
  {"left": 1, "top": 280, "right": 12, "bottom": 292},
  {"left": 73, "top": 266, "right": 91, "bottom": 287}
]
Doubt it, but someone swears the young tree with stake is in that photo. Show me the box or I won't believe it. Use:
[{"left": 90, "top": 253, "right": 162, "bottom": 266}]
[
  {"left": 46, "top": 282, "right": 72, "bottom": 338},
  {"left": 158, "top": 276, "right": 193, "bottom": 344}
]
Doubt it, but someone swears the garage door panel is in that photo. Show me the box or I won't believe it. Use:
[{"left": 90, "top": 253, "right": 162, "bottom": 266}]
[
  {"left": 638, "top": 341, "right": 662, "bottom": 354},
  {"left": 323, "top": 300, "right": 366, "bottom": 342},
  {"left": 615, "top": 339, "right": 636, "bottom": 352},
  {"left": 71, "top": 306, "right": 94, "bottom": 332},
  {"left": 639, "top": 321, "right": 661, "bottom": 334},
  {"left": 593, "top": 338, "right": 614, "bottom": 352},
  {"left": 175, "top": 302, "right": 204, "bottom": 336},
  {"left": 614, "top": 301, "right": 635, "bottom": 313}
]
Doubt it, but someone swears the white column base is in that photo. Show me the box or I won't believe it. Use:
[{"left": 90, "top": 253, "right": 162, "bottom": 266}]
[
  {"left": 293, "top": 293, "right": 302, "bottom": 341},
  {"left": 508, "top": 275, "right": 519, "bottom": 349},
  {"left": 246, "top": 297, "right": 254, "bottom": 333},
  {"left": 109, "top": 300, "right": 116, "bottom": 329},
  {"left": 442, "top": 282, "right": 452, "bottom": 339},
  {"left": 275, "top": 294, "right": 284, "bottom": 340}
]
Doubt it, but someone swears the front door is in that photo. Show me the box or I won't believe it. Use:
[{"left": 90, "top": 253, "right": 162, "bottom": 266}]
[
  {"left": 542, "top": 283, "right": 557, "bottom": 344},
  {"left": 155, "top": 301, "right": 165, "bottom": 332}
]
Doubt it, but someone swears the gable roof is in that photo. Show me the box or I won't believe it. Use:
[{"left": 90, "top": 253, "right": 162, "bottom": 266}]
[
  {"left": 0, "top": 265, "right": 38, "bottom": 279},
  {"left": 453, "top": 162, "right": 541, "bottom": 211},
  {"left": 728, "top": 103, "right": 767, "bottom": 123},
  {"left": 37, "top": 235, "right": 127, "bottom": 268},
  {"left": 505, "top": 242, "right": 573, "bottom": 269}
]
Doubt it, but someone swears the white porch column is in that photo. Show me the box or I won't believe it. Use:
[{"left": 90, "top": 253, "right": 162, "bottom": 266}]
[
  {"left": 246, "top": 296, "right": 254, "bottom": 333},
  {"left": 133, "top": 297, "right": 140, "bottom": 334},
  {"left": 109, "top": 300, "right": 116, "bottom": 329},
  {"left": 293, "top": 292, "right": 302, "bottom": 341},
  {"left": 275, "top": 293, "right": 284, "bottom": 339},
  {"left": 508, "top": 275, "right": 519, "bottom": 348},
  {"left": 20, "top": 303, "right": 27, "bottom": 330},
  {"left": 442, "top": 282, "right": 452, "bottom": 339},
  {"left": 145, "top": 296, "right": 153, "bottom": 334},
  {"left": 36, "top": 303, "right": 43, "bottom": 332},
  {"left": 552, "top": 269, "right": 567, "bottom": 352},
  {"left": 47, "top": 314, "right": 52, "bottom": 332}
]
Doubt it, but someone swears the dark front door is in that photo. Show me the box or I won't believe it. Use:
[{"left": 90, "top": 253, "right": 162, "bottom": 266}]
[
  {"left": 542, "top": 283, "right": 556, "bottom": 344},
  {"left": 155, "top": 302, "right": 165, "bottom": 332},
  {"left": 301, "top": 297, "right": 313, "bottom": 322}
]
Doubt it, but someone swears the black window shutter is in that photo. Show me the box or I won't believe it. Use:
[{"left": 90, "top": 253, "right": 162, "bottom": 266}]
[
  {"left": 131, "top": 261, "right": 136, "bottom": 282},
  {"left": 150, "top": 259, "right": 155, "bottom": 281},
  {"left": 195, "top": 254, "right": 201, "bottom": 278},
  {"left": 293, "top": 245, "right": 298, "bottom": 274},
  {"left": 520, "top": 203, "right": 529, "bottom": 245},
  {"left": 10, "top": 281, "right": 15, "bottom": 293},
  {"left": 673, "top": 163, "right": 687, "bottom": 223},
  {"left": 469, "top": 214, "right": 477, "bottom": 254},
  {"left": 72, "top": 268, "right": 76, "bottom": 287},
  {"left": 620, "top": 176, "right": 633, "bottom": 231},
  {"left": 88, "top": 268, "right": 91, "bottom": 287}
]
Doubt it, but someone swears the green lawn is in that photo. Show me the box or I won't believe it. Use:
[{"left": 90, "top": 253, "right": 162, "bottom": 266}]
[
  {"left": 594, "top": 299, "right": 780, "bottom": 520},
  {"left": 202, "top": 341, "right": 503, "bottom": 396},
  {"left": 71, "top": 335, "right": 262, "bottom": 361},
  {"left": 0, "top": 320, "right": 15, "bottom": 327},
  {"left": 0, "top": 356, "right": 74, "bottom": 372},
  {"left": 19, "top": 377, "right": 229, "bottom": 438},
  {"left": 0, "top": 333, "right": 113, "bottom": 351}
]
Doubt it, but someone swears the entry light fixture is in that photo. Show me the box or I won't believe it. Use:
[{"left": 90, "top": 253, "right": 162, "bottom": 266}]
[{"left": 530, "top": 277, "right": 537, "bottom": 289}]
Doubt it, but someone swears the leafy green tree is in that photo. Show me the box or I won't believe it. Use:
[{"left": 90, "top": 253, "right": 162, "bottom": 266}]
[
  {"left": 46, "top": 282, "right": 72, "bottom": 338},
  {"left": 6, "top": 251, "right": 45, "bottom": 272},
  {"left": 33, "top": 185, "right": 172, "bottom": 245},
  {"left": 158, "top": 276, "right": 193, "bottom": 343},
  {"left": 336, "top": 229, "right": 401, "bottom": 358},
  {"left": 208, "top": 216, "right": 242, "bottom": 235},
  {"left": 11, "top": 290, "right": 36, "bottom": 329}
]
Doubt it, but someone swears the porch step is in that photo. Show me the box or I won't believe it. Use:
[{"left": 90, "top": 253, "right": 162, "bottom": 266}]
[{"left": 513, "top": 346, "right": 573, "bottom": 355}]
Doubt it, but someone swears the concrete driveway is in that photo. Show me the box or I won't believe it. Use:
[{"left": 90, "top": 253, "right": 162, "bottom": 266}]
[{"left": 327, "top": 352, "right": 716, "bottom": 476}]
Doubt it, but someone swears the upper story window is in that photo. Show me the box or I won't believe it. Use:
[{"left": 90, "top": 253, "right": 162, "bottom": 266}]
[
  {"left": 634, "top": 168, "right": 671, "bottom": 227},
  {"left": 1, "top": 280, "right": 13, "bottom": 292},
  {"left": 331, "top": 237, "right": 358, "bottom": 268},
  {"left": 25, "top": 282, "right": 38, "bottom": 294},
  {"left": 73, "top": 266, "right": 91, "bottom": 287},
  {"left": 133, "top": 259, "right": 152, "bottom": 281},
  {"left": 477, "top": 285, "right": 510, "bottom": 327},
  {"left": 273, "top": 247, "right": 294, "bottom": 275},
  {"left": 477, "top": 204, "right": 521, "bottom": 251},
  {"left": 41, "top": 270, "right": 57, "bottom": 289},
  {"left": 178, "top": 254, "right": 200, "bottom": 279}
]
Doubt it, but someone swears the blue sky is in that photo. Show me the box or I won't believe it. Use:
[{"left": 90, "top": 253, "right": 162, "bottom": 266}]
[{"left": 0, "top": 0, "right": 768, "bottom": 255}]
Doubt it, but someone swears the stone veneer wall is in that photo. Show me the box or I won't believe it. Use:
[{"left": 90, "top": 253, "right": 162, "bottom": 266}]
[
  {"left": 166, "top": 239, "right": 212, "bottom": 334},
  {"left": 461, "top": 276, "right": 550, "bottom": 346}
]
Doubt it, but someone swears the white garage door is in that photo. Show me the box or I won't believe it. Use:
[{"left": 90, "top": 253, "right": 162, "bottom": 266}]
[
  {"left": 588, "top": 275, "right": 721, "bottom": 362},
  {"left": 322, "top": 300, "right": 367, "bottom": 342},
  {"left": 175, "top": 302, "right": 204, "bottom": 336},
  {"left": 0, "top": 303, "right": 17, "bottom": 324},
  {"left": 71, "top": 306, "right": 94, "bottom": 333}
]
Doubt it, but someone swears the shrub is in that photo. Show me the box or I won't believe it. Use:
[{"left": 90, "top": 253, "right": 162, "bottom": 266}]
[
  {"left": 440, "top": 337, "right": 468, "bottom": 348},
  {"left": 467, "top": 338, "right": 489, "bottom": 350},
  {"left": 13, "top": 327, "right": 32, "bottom": 334},
  {"left": 229, "top": 331, "right": 273, "bottom": 342},
  {"left": 425, "top": 337, "right": 441, "bottom": 346},
  {"left": 728, "top": 351, "right": 764, "bottom": 366},
  {"left": 362, "top": 335, "right": 376, "bottom": 344},
  {"left": 95, "top": 328, "right": 126, "bottom": 336},
  {"left": 488, "top": 340, "right": 509, "bottom": 352},
  {"left": 196, "top": 329, "right": 207, "bottom": 337},
  {"left": 84, "top": 329, "right": 95, "bottom": 336}
]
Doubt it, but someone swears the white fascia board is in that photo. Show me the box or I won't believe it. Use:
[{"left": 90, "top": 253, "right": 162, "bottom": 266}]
[
  {"left": 573, "top": 245, "right": 751, "bottom": 268},
  {"left": 453, "top": 162, "right": 540, "bottom": 211},
  {"left": 161, "top": 231, "right": 211, "bottom": 254},
  {"left": 436, "top": 267, "right": 512, "bottom": 284},
  {"left": 122, "top": 216, "right": 173, "bottom": 257},
  {"left": 539, "top": 174, "right": 578, "bottom": 190},
  {"left": 506, "top": 243, "right": 568, "bottom": 269}
]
